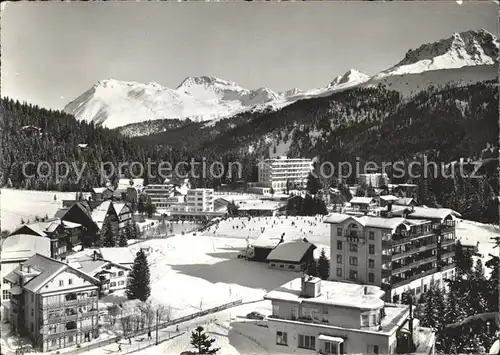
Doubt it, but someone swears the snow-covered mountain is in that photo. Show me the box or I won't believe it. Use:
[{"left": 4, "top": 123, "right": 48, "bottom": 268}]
[
  {"left": 64, "top": 29, "right": 498, "bottom": 130},
  {"left": 374, "top": 29, "right": 498, "bottom": 79},
  {"left": 63, "top": 77, "right": 284, "bottom": 129}
]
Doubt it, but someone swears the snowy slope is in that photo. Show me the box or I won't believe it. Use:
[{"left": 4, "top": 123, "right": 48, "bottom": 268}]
[{"left": 64, "top": 29, "right": 498, "bottom": 130}]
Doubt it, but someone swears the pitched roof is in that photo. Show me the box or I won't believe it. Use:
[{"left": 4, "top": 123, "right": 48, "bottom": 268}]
[
  {"left": 113, "top": 202, "right": 128, "bottom": 216},
  {"left": 324, "top": 213, "right": 407, "bottom": 231},
  {"left": 395, "top": 197, "right": 416, "bottom": 206},
  {"left": 5, "top": 253, "right": 99, "bottom": 293},
  {"left": 55, "top": 208, "right": 70, "bottom": 219},
  {"left": 98, "top": 247, "right": 135, "bottom": 265},
  {"left": 10, "top": 221, "right": 51, "bottom": 237},
  {"left": 408, "top": 206, "right": 461, "bottom": 221},
  {"left": 253, "top": 232, "right": 284, "bottom": 249},
  {"left": 267, "top": 239, "right": 316, "bottom": 263},
  {"left": 91, "top": 200, "right": 113, "bottom": 229},
  {"left": 350, "top": 197, "right": 376, "bottom": 204},
  {"left": 380, "top": 195, "right": 400, "bottom": 202},
  {"left": 1, "top": 234, "right": 51, "bottom": 262}
]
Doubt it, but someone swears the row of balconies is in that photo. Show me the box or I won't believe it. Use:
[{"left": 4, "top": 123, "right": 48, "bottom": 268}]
[
  {"left": 42, "top": 298, "right": 97, "bottom": 310},
  {"left": 392, "top": 255, "right": 437, "bottom": 274},
  {"left": 45, "top": 310, "right": 99, "bottom": 325},
  {"left": 45, "top": 325, "right": 96, "bottom": 339},
  {"left": 392, "top": 244, "right": 437, "bottom": 261}
]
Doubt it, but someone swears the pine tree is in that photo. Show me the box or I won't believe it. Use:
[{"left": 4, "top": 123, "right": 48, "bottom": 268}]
[
  {"left": 126, "top": 250, "right": 151, "bottom": 302},
  {"left": 455, "top": 240, "right": 473, "bottom": 276},
  {"left": 190, "top": 326, "right": 220, "bottom": 355},
  {"left": 306, "top": 173, "right": 321, "bottom": 195},
  {"left": 443, "top": 291, "right": 466, "bottom": 326},
  {"left": 317, "top": 249, "right": 330, "bottom": 280},
  {"left": 306, "top": 260, "right": 318, "bottom": 277},
  {"left": 101, "top": 216, "right": 118, "bottom": 247},
  {"left": 118, "top": 232, "right": 128, "bottom": 247}
]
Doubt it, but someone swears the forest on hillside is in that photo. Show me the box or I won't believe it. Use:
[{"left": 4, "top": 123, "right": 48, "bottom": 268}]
[{"left": 1, "top": 79, "right": 498, "bottom": 223}]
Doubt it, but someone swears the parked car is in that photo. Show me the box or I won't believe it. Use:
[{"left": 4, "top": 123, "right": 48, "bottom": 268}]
[{"left": 246, "top": 311, "right": 265, "bottom": 320}]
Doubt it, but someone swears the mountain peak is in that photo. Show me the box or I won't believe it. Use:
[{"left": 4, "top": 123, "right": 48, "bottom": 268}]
[
  {"left": 329, "top": 69, "right": 370, "bottom": 88},
  {"left": 377, "top": 28, "right": 499, "bottom": 78},
  {"left": 176, "top": 76, "right": 239, "bottom": 90}
]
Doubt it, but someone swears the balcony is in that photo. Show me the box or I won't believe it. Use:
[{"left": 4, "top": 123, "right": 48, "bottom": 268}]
[
  {"left": 391, "top": 268, "right": 438, "bottom": 288},
  {"left": 392, "top": 244, "right": 437, "bottom": 261},
  {"left": 42, "top": 298, "right": 96, "bottom": 310},
  {"left": 441, "top": 239, "right": 455, "bottom": 247},
  {"left": 440, "top": 251, "right": 455, "bottom": 260}
]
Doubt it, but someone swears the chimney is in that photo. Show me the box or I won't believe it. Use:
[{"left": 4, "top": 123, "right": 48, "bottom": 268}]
[
  {"left": 19, "top": 263, "right": 24, "bottom": 272},
  {"left": 364, "top": 286, "right": 368, "bottom": 295},
  {"left": 387, "top": 202, "right": 393, "bottom": 212},
  {"left": 280, "top": 233, "right": 285, "bottom": 243},
  {"left": 27, "top": 266, "right": 31, "bottom": 273},
  {"left": 93, "top": 251, "right": 97, "bottom": 261}
]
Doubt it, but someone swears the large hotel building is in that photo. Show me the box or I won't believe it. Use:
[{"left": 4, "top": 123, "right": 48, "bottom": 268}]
[
  {"left": 325, "top": 205, "right": 458, "bottom": 302},
  {"left": 249, "top": 156, "right": 314, "bottom": 194}
]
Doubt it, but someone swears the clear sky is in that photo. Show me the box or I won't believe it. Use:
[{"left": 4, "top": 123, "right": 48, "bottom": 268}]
[{"left": 1, "top": 1, "right": 497, "bottom": 110}]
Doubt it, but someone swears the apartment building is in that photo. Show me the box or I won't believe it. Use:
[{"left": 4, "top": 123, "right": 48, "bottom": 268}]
[
  {"left": 186, "top": 188, "right": 214, "bottom": 212},
  {"left": 358, "top": 173, "right": 389, "bottom": 188},
  {"left": 263, "top": 275, "right": 435, "bottom": 354},
  {"left": 250, "top": 157, "right": 314, "bottom": 194},
  {"left": 3, "top": 254, "right": 100, "bottom": 352},
  {"left": 325, "top": 206, "right": 458, "bottom": 303}
]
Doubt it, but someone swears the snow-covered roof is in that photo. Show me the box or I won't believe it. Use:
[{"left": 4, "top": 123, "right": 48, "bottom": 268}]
[
  {"left": 1, "top": 234, "right": 51, "bottom": 262},
  {"left": 379, "top": 195, "right": 400, "bottom": 202},
  {"left": 324, "top": 213, "right": 407, "bottom": 231},
  {"left": 91, "top": 200, "right": 112, "bottom": 229},
  {"left": 408, "top": 206, "right": 461, "bottom": 221},
  {"left": 267, "top": 239, "right": 316, "bottom": 263},
  {"left": 77, "top": 144, "right": 88, "bottom": 148},
  {"left": 349, "top": 197, "right": 376, "bottom": 205},
  {"left": 113, "top": 202, "right": 128, "bottom": 216},
  {"left": 264, "top": 277, "right": 385, "bottom": 311},
  {"left": 10, "top": 221, "right": 52, "bottom": 237},
  {"left": 395, "top": 197, "right": 416, "bottom": 206},
  {"left": 98, "top": 247, "right": 135, "bottom": 265},
  {"left": 253, "top": 232, "right": 284, "bottom": 249},
  {"left": 92, "top": 187, "right": 108, "bottom": 194}
]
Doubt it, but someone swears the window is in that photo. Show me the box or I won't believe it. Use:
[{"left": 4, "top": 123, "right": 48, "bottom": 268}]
[
  {"left": 298, "top": 335, "right": 316, "bottom": 350},
  {"left": 276, "top": 331, "right": 288, "bottom": 346},
  {"left": 30, "top": 323, "right": 34, "bottom": 333},
  {"left": 272, "top": 304, "right": 280, "bottom": 316},
  {"left": 368, "top": 273, "right": 375, "bottom": 283},
  {"left": 337, "top": 228, "right": 342, "bottom": 237},
  {"left": 68, "top": 279, "right": 73, "bottom": 285},
  {"left": 336, "top": 268, "right": 342, "bottom": 277},
  {"left": 118, "top": 281, "right": 125, "bottom": 286},
  {"left": 369, "top": 244, "right": 375, "bottom": 255},
  {"left": 51, "top": 339, "right": 57, "bottom": 346},
  {"left": 349, "top": 256, "right": 358, "bottom": 266},
  {"left": 49, "top": 326, "right": 57, "bottom": 334},
  {"left": 110, "top": 282, "right": 117, "bottom": 287},
  {"left": 337, "top": 241, "right": 342, "bottom": 250},
  {"left": 369, "top": 231, "right": 375, "bottom": 240},
  {"left": 68, "top": 335, "right": 74, "bottom": 343},
  {"left": 424, "top": 284, "right": 428, "bottom": 293},
  {"left": 3, "top": 279, "right": 9, "bottom": 284},
  {"left": 118, "top": 271, "right": 124, "bottom": 276},
  {"left": 337, "top": 255, "right": 342, "bottom": 264},
  {"left": 369, "top": 259, "right": 375, "bottom": 268},
  {"left": 416, "top": 286, "right": 421, "bottom": 294},
  {"left": 361, "top": 314, "right": 369, "bottom": 326},
  {"left": 367, "top": 345, "right": 380, "bottom": 354},
  {"left": 59, "top": 280, "right": 64, "bottom": 287},
  {"left": 291, "top": 307, "right": 297, "bottom": 320},
  {"left": 349, "top": 243, "right": 358, "bottom": 252},
  {"left": 349, "top": 270, "right": 358, "bottom": 281},
  {"left": 2, "top": 290, "right": 10, "bottom": 300}
]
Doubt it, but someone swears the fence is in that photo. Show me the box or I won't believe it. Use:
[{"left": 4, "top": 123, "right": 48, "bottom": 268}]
[{"left": 56, "top": 299, "right": 243, "bottom": 355}]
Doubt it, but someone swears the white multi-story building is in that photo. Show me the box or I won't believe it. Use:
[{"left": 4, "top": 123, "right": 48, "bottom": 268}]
[
  {"left": 358, "top": 173, "right": 389, "bottom": 188},
  {"left": 251, "top": 157, "right": 313, "bottom": 194},
  {"left": 186, "top": 189, "right": 214, "bottom": 212},
  {"left": 263, "top": 275, "right": 435, "bottom": 354}
]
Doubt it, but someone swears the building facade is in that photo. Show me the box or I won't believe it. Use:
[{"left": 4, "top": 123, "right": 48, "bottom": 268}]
[
  {"left": 263, "top": 276, "right": 435, "bottom": 354},
  {"left": 325, "top": 207, "right": 457, "bottom": 303},
  {"left": 186, "top": 189, "right": 214, "bottom": 212},
  {"left": 253, "top": 157, "right": 314, "bottom": 194},
  {"left": 3, "top": 254, "right": 100, "bottom": 352}
]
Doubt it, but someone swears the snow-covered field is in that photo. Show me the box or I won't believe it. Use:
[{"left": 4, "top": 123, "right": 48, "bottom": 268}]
[{"left": 0, "top": 189, "right": 88, "bottom": 232}]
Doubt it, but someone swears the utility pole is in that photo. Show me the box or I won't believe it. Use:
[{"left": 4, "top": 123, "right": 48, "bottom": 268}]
[{"left": 155, "top": 309, "right": 159, "bottom": 345}]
